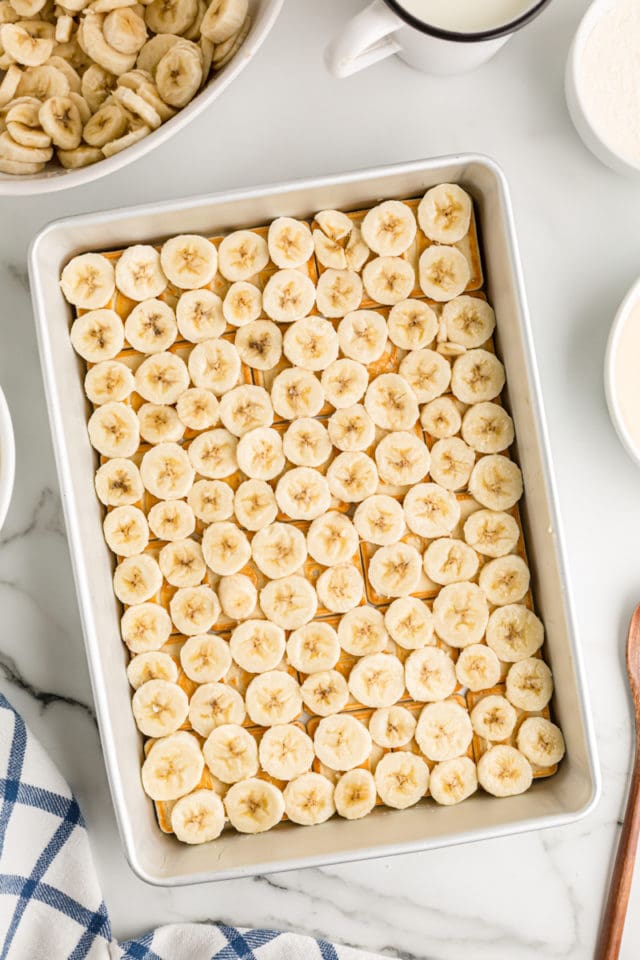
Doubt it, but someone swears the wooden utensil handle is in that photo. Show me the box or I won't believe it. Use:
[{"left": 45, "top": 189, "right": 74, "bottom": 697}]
[{"left": 596, "top": 746, "right": 640, "bottom": 960}]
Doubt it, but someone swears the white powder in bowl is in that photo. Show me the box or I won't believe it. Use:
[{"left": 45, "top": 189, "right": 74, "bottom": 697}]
[{"left": 579, "top": 0, "right": 640, "bottom": 166}]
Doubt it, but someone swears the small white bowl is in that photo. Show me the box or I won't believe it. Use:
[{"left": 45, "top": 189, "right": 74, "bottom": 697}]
[
  {"left": 605, "top": 276, "right": 640, "bottom": 467},
  {"left": 0, "top": 387, "right": 15, "bottom": 532},
  {"left": 565, "top": 0, "right": 640, "bottom": 177},
  {"left": 0, "top": 0, "right": 283, "bottom": 196}
]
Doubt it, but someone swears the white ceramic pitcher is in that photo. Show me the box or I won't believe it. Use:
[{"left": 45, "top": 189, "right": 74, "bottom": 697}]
[{"left": 327, "top": 0, "right": 551, "bottom": 77}]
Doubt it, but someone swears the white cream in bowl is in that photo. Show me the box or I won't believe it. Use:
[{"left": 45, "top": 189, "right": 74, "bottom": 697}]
[{"left": 605, "top": 279, "right": 640, "bottom": 467}]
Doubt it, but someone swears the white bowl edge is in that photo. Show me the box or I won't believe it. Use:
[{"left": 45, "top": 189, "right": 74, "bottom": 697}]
[
  {"left": 0, "top": 386, "right": 15, "bottom": 532},
  {"left": 604, "top": 275, "right": 640, "bottom": 468}
]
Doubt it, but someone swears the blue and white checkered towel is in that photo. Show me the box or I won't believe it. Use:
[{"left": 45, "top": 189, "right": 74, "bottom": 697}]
[{"left": 0, "top": 694, "right": 386, "bottom": 960}]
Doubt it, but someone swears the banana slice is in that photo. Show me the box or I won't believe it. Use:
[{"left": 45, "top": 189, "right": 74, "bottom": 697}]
[
  {"left": 375, "top": 751, "right": 429, "bottom": 810},
  {"left": 307, "top": 511, "right": 358, "bottom": 566},
  {"left": 176, "top": 289, "right": 225, "bottom": 342},
  {"left": 141, "top": 731, "right": 203, "bottom": 801},
  {"left": 135, "top": 351, "right": 189, "bottom": 404},
  {"left": 313, "top": 228, "right": 347, "bottom": 270},
  {"left": 316, "top": 268, "right": 362, "bottom": 318},
  {"left": 127, "top": 650, "right": 178, "bottom": 689},
  {"left": 132, "top": 677, "right": 189, "bottom": 737},
  {"left": 176, "top": 387, "right": 220, "bottom": 431},
  {"left": 346, "top": 226, "right": 371, "bottom": 270},
  {"left": 313, "top": 713, "right": 371, "bottom": 772},
  {"left": 104, "top": 7, "right": 148, "bottom": 55},
  {"left": 369, "top": 704, "right": 416, "bottom": 748},
  {"left": 229, "top": 619, "right": 285, "bottom": 673},
  {"left": 81, "top": 63, "right": 116, "bottom": 113},
  {"left": 429, "top": 756, "right": 478, "bottom": 805},
  {"left": 334, "top": 768, "right": 377, "bottom": 820},
  {"left": 479, "top": 555, "right": 530, "bottom": 606},
  {"left": 95, "top": 457, "right": 143, "bottom": 507},
  {"left": 268, "top": 216, "right": 314, "bottom": 269},
  {"left": 149, "top": 500, "right": 196, "bottom": 542},
  {"left": 159, "top": 537, "right": 205, "bottom": 587},
  {"left": 284, "top": 772, "right": 335, "bottom": 826},
  {"left": 160, "top": 234, "right": 217, "bottom": 290},
  {"left": 124, "top": 298, "right": 177, "bottom": 353},
  {"left": 301, "top": 669, "right": 349, "bottom": 717},
  {"left": 419, "top": 245, "right": 469, "bottom": 302},
  {"left": 188, "top": 682, "right": 245, "bottom": 736},
  {"left": 140, "top": 442, "right": 194, "bottom": 499},
  {"left": 353, "top": 494, "right": 405, "bottom": 547},
  {"left": 218, "top": 229, "right": 269, "bottom": 282},
  {"left": 327, "top": 451, "right": 378, "bottom": 503},
  {"left": 224, "top": 778, "right": 285, "bottom": 834},
  {"left": 61, "top": 253, "right": 115, "bottom": 309},
  {"left": 463, "top": 508, "right": 520, "bottom": 558},
  {"left": 251, "top": 521, "right": 306, "bottom": 579},
  {"left": 218, "top": 573, "right": 257, "bottom": 621},
  {"left": 180, "top": 633, "right": 231, "bottom": 684},
  {"left": 138, "top": 403, "right": 185, "bottom": 444},
  {"left": 282, "top": 417, "right": 331, "bottom": 468},
  {"left": 286, "top": 621, "right": 340, "bottom": 674},
  {"left": 188, "top": 428, "right": 238, "bottom": 480},
  {"left": 84, "top": 360, "right": 134, "bottom": 405},
  {"left": 455, "top": 643, "right": 501, "bottom": 692},
  {"left": 169, "top": 584, "right": 220, "bottom": 635},
  {"left": 403, "top": 482, "right": 460, "bottom": 539},
  {"left": 461, "top": 401, "right": 514, "bottom": 454},
  {"left": 222, "top": 281, "right": 261, "bottom": 327},
  {"left": 115, "top": 244, "right": 167, "bottom": 301},
  {"left": 338, "top": 605, "right": 388, "bottom": 656},
  {"left": 219, "top": 384, "right": 273, "bottom": 437},
  {"left": 362, "top": 256, "right": 414, "bottom": 306},
  {"left": 470, "top": 694, "right": 516, "bottom": 742},
  {"left": 262, "top": 268, "right": 315, "bottom": 323},
  {"left": 328, "top": 404, "right": 375, "bottom": 453},
  {"left": 429, "top": 437, "right": 475, "bottom": 491},
  {"left": 421, "top": 398, "right": 462, "bottom": 440},
  {"left": 259, "top": 575, "right": 317, "bottom": 630},
  {"left": 337, "top": 309, "right": 387, "bottom": 364},
  {"left": 477, "top": 744, "right": 532, "bottom": 797},
  {"left": 121, "top": 601, "right": 172, "bottom": 653},
  {"left": 72, "top": 309, "right": 124, "bottom": 366},
  {"left": 367, "top": 541, "right": 422, "bottom": 598},
  {"left": 443, "top": 296, "right": 495, "bottom": 348},
  {"left": 245, "top": 670, "right": 302, "bottom": 726},
  {"left": 188, "top": 338, "right": 240, "bottom": 394},
  {"left": 283, "top": 316, "right": 339, "bottom": 371},
  {"left": 113, "top": 553, "right": 162, "bottom": 604},
  {"left": 203, "top": 722, "right": 258, "bottom": 783},
  {"left": 271, "top": 368, "right": 324, "bottom": 421},
  {"left": 415, "top": 700, "right": 472, "bottom": 762},
  {"left": 2, "top": 24, "right": 54, "bottom": 67},
  {"left": 361, "top": 200, "right": 416, "bottom": 257},
  {"left": 375, "top": 431, "right": 430, "bottom": 487},
  {"left": 103, "top": 503, "right": 148, "bottom": 556},
  {"left": 423, "top": 537, "right": 479, "bottom": 586},
  {"left": 171, "top": 789, "right": 226, "bottom": 844},
  {"left": 259, "top": 724, "right": 314, "bottom": 781},
  {"left": 517, "top": 717, "right": 565, "bottom": 767},
  {"left": 418, "top": 184, "right": 472, "bottom": 244},
  {"left": 388, "top": 299, "right": 438, "bottom": 350},
  {"left": 276, "top": 467, "right": 331, "bottom": 521},
  {"left": 155, "top": 42, "right": 201, "bottom": 107},
  {"left": 202, "top": 520, "right": 250, "bottom": 576},
  {"left": 200, "top": 0, "right": 248, "bottom": 43},
  {"left": 37, "top": 93, "right": 83, "bottom": 149},
  {"left": 451, "top": 350, "right": 505, "bottom": 407},
  {"left": 235, "top": 319, "right": 282, "bottom": 370},
  {"left": 405, "top": 646, "right": 457, "bottom": 702},
  {"left": 384, "top": 596, "right": 434, "bottom": 650},
  {"left": 348, "top": 652, "right": 404, "bottom": 708},
  {"left": 144, "top": 0, "right": 198, "bottom": 34},
  {"left": 82, "top": 100, "right": 128, "bottom": 150},
  {"left": 486, "top": 604, "right": 543, "bottom": 663},
  {"left": 468, "top": 454, "right": 523, "bottom": 511},
  {"left": 399, "top": 349, "right": 451, "bottom": 404},
  {"left": 505, "top": 658, "right": 553, "bottom": 711},
  {"left": 316, "top": 563, "right": 364, "bottom": 613},
  {"left": 433, "top": 581, "right": 488, "bottom": 648},
  {"left": 364, "top": 373, "right": 419, "bottom": 431},
  {"left": 321, "top": 358, "right": 369, "bottom": 409},
  {"left": 236, "top": 426, "right": 284, "bottom": 481},
  {"left": 233, "top": 478, "right": 278, "bottom": 531},
  {"left": 314, "top": 209, "right": 352, "bottom": 242}
]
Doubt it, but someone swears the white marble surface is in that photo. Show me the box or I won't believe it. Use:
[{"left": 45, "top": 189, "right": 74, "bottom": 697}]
[{"left": 1, "top": 0, "right": 639, "bottom": 955}]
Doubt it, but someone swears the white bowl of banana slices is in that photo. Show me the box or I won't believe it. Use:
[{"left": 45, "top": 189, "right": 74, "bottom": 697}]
[{"left": 0, "top": 0, "right": 283, "bottom": 195}]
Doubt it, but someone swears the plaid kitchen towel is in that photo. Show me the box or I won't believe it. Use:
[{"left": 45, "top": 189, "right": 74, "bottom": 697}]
[{"left": 0, "top": 694, "right": 386, "bottom": 960}]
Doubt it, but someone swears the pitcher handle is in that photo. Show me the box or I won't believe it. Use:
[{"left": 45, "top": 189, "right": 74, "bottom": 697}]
[{"left": 326, "top": 0, "right": 403, "bottom": 79}]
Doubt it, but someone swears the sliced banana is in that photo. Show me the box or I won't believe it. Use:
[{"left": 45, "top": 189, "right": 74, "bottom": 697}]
[
  {"left": 276, "top": 467, "right": 331, "bottom": 521},
  {"left": 419, "top": 245, "right": 469, "bottom": 302},
  {"left": 176, "top": 288, "right": 225, "bottom": 342},
  {"left": 259, "top": 575, "right": 317, "bottom": 630},
  {"left": 151, "top": 498, "right": 196, "bottom": 542},
  {"left": 222, "top": 281, "right": 261, "bottom": 327},
  {"left": 134, "top": 351, "right": 189, "bottom": 404},
  {"left": 367, "top": 541, "right": 422, "bottom": 598},
  {"left": 468, "top": 454, "right": 523, "bottom": 511},
  {"left": 113, "top": 553, "right": 162, "bottom": 604},
  {"left": 160, "top": 234, "right": 217, "bottom": 290},
  {"left": 84, "top": 359, "right": 134, "bottom": 405},
  {"left": 251, "top": 522, "right": 306, "bottom": 580},
  {"left": 505, "top": 658, "right": 553, "bottom": 711},
  {"left": 188, "top": 337, "right": 240, "bottom": 394},
  {"left": 82, "top": 100, "right": 128, "bottom": 149},
  {"left": 321, "top": 358, "right": 369, "bottom": 409},
  {"left": 486, "top": 604, "right": 544, "bottom": 663},
  {"left": 245, "top": 669, "right": 302, "bottom": 726},
  {"left": 259, "top": 723, "right": 314, "bottom": 781},
  {"left": 262, "top": 268, "right": 315, "bottom": 323},
  {"left": 455, "top": 643, "right": 501, "bottom": 693},
  {"left": 138, "top": 403, "right": 185, "bottom": 444},
  {"left": 388, "top": 299, "right": 438, "bottom": 350},
  {"left": 369, "top": 704, "right": 416, "bottom": 748},
  {"left": 429, "top": 756, "right": 478, "bottom": 805},
  {"left": 200, "top": 0, "right": 248, "bottom": 43},
  {"left": 233, "top": 478, "right": 277, "bottom": 531},
  {"left": 420, "top": 396, "right": 463, "bottom": 440},
  {"left": 140, "top": 442, "right": 194, "bottom": 499},
  {"left": 433, "top": 581, "right": 488, "bottom": 649},
  {"left": 461, "top": 401, "right": 514, "bottom": 454},
  {"left": 282, "top": 417, "right": 331, "bottom": 468},
  {"left": 124, "top": 298, "right": 177, "bottom": 353},
  {"left": 517, "top": 717, "right": 565, "bottom": 767},
  {"left": 115, "top": 244, "right": 167, "bottom": 301},
  {"left": 315, "top": 208, "right": 352, "bottom": 242},
  {"left": 429, "top": 437, "right": 475, "bottom": 492},
  {"left": 399, "top": 348, "right": 451, "bottom": 404},
  {"left": 375, "top": 431, "right": 430, "bottom": 486},
  {"left": 405, "top": 646, "right": 456, "bottom": 702},
  {"left": 219, "top": 384, "right": 273, "bottom": 437},
  {"left": 141, "top": 731, "right": 203, "bottom": 801},
  {"left": 415, "top": 700, "right": 472, "bottom": 762},
  {"left": 188, "top": 428, "right": 238, "bottom": 480},
  {"left": 121, "top": 601, "right": 172, "bottom": 653},
  {"left": 103, "top": 503, "right": 148, "bottom": 556},
  {"left": 188, "top": 682, "right": 245, "bottom": 736},
  {"left": 176, "top": 387, "right": 220, "bottom": 431},
  {"left": 95, "top": 457, "right": 143, "bottom": 507},
  {"left": 353, "top": 494, "right": 405, "bottom": 546},
  {"left": 286, "top": 621, "right": 340, "bottom": 674},
  {"left": 301, "top": 669, "right": 349, "bottom": 717},
  {"left": 334, "top": 768, "right": 377, "bottom": 820},
  {"left": 376, "top": 750, "right": 429, "bottom": 809},
  {"left": 271, "top": 368, "right": 324, "bottom": 421},
  {"left": 159, "top": 537, "right": 205, "bottom": 587},
  {"left": 443, "top": 296, "right": 495, "bottom": 348},
  {"left": 313, "top": 713, "right": 371, "bottom": 772},
  {"left": 202, "top": 520, "right": 250, "bottom": 576},
  {"left": 307, "top": 511, "right": 358, "bottom": 567},
  {"left": 479, "top": 555, "right": 530, "bottom": 606},
  {"left": 104, "top": 7, "right": 148, "bottom": 55},
  {"left": 169, "top": 583, "right": 220, "bottom": 635},
  {"left": 218, "top": 573, "right": 257, "bottom": 621},
  {"left": 337, "top": 309, "right": 387, "bottom": 364},
  {"left": 463, "top": 508, "right": 520, "bottom": 558},
  {"left": 203, "top": 722, "right": 258, "bottom": 783},
  {"left": 171, "top": 789, "right": 225, "bottom": 844},
  {"left": 384, "top": 596, "right": 434, "bottom": 650},
  {"left": 316, "top": 563, "right": 364, "bottom": 613},
  {"left": 338, "top": 605, "right": 388, "bottom": 656},
  {"left": 224, "top": 778, "right": 285, "bottom": 834},
  {"left": 313, "top": 228, "right": 347, "bottom": 270},
  {"left": 71, "top": 309, "right": 124, "bottom": 365},
  {"left": 316, "top": 268, "right": 362, "bottom": 318},
  {"left": 361, "top": 199, "right": 416, "bottom": 257},
  {"left": 362, "top": 255, "right": 414, "bottom": 306},
  {"left": 470, "top": 694, "right": 516, "bottom": 742},
  {"left": 132, "top": 677, "right": 189, "bottom": 737},
  {"left": 364, "top": 373, "right": 419, "bottom": 432},
  {"left": 326, "top": 451, "right": 378, "bottom": 503},
  {"left": 61, "top": 253, "right": 115, "bottom": 310},
  {"left": 403, "top": 482, "right": 460, "bottom": 539},
  {"left": 348, "top": 652, "right": 404, "bottom": 708},
  {"left": 283, "top": 316, "right": 338, "bottom": 371},
  {"left": 284, "top": 771, "right": 335, "bottom": 826},
  {"left": 127, "top": 650, "right": 178, "bottom": 690},
  {"left": 218, "top": 229, "right": 269, "bottom": 282},
  {"left": 328, "top": 404, "right": 375, "bottom": 453},
  {"left": 155, "top": 42, "right": 202, "bottom": 107},
  {"left": 452, "top": 351, "right": 505, "bottom": 409},
  {"left": 235, "top": 319, "right": 282, "bottom": 370},
  {"left": 268, "top": 216, "right": 314, "bottom": 269},
  {"left": 180, "top": 633, "right": 231, "bottom": 684},
  {"left": 418, "top": 184, "right": 472, "bottom": 244},
  {"left": 236, "top": 426, "right": 284, "bottom": 481},
  {"left": 423, "top": 537, "right": 479, "bottom": 586},
  {"left": 477, "top": 744, "right": 532, "bottom": 797}
]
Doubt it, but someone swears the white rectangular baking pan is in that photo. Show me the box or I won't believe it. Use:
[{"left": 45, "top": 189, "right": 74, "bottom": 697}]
[{"left": 29, "top": 156, "right": 600, "bottom": 886}]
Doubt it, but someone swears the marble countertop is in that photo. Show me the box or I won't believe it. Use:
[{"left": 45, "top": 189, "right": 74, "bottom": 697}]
[{"left": 1, "top": 0, "right": 639, "bottom": 955}]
